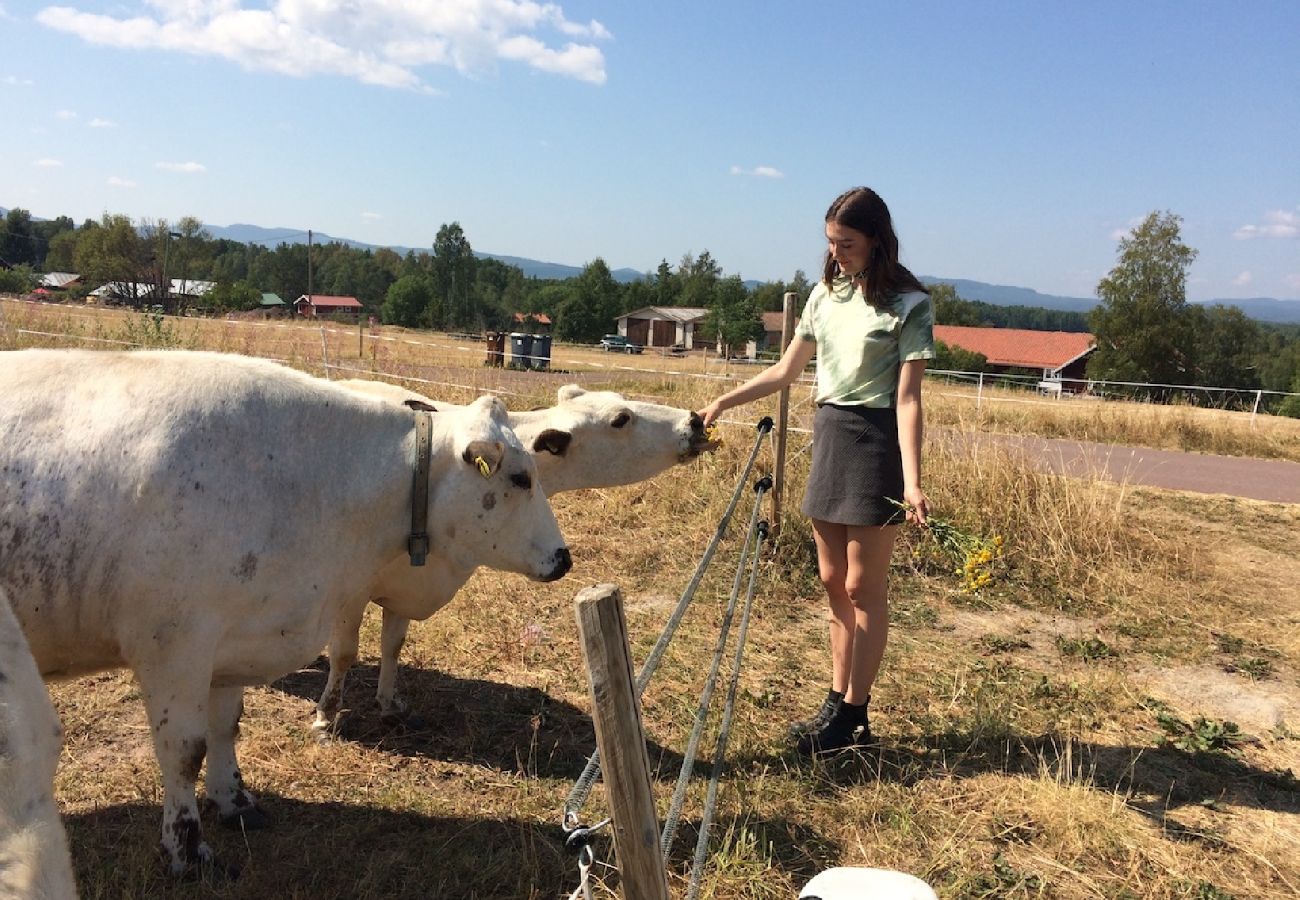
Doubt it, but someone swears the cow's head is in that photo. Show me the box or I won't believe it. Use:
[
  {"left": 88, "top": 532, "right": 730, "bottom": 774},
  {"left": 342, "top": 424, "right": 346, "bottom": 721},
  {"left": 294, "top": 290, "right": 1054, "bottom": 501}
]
[
  {"left": 427, "top": 395, "right": 570, "bottom": 582},
  {"left": 514, "top": 385, "right": 720, "bottom": 493}
]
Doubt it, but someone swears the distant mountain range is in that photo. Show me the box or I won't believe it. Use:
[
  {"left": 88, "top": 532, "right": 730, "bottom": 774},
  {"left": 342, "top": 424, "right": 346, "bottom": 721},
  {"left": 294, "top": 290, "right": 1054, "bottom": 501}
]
[{"left": 6, "top": 210, "right": 1300, "bottom": 324}]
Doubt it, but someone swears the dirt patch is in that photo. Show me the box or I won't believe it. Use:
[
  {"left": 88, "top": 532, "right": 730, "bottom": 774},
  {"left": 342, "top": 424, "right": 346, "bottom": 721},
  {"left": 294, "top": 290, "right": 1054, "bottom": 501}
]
[{"left": 1136, "top": 663, "right": 1299, "bottom": 738}]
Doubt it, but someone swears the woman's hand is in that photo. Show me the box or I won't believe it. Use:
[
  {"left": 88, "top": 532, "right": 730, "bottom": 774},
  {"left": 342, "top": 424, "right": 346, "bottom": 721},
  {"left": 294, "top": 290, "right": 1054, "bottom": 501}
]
[
  {"left": 697, "top": 400, "right": 723, "bottom": 429},
  {"left": 902, "top": 485, "right": 929, "bottom": 526}
]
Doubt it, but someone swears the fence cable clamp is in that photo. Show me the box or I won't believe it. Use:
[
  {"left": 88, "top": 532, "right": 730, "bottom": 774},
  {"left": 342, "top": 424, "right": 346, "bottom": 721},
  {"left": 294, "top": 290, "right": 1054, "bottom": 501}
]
[{"left": 564, "top": 818, "right": 611, "bottom": 855}]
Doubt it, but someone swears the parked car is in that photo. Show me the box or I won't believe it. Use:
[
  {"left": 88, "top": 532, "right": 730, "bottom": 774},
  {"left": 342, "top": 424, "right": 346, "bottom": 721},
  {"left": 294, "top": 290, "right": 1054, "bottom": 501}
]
[{"left": 599, "top": 334, "right": 643, "bottom": 354}]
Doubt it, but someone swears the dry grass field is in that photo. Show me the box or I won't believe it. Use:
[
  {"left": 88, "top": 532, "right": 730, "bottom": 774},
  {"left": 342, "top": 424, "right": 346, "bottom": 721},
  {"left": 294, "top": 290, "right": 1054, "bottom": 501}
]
[{"left": 3, "top": 299, "right": 1298, "bottom": 899}]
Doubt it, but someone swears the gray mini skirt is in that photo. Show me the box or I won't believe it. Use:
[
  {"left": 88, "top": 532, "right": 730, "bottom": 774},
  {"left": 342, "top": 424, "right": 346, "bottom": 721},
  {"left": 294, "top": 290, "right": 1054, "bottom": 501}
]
[{"left": 801, "top": 404, "right": 905, "bottom": 526}]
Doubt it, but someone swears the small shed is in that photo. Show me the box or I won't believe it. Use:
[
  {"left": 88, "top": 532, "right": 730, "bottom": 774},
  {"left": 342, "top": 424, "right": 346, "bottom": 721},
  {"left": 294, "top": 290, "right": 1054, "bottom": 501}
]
[
  {"left": 260, "top": 292, "right": 286, "bottom": 310},
  {"left": 294, "top": 294, "right": 364, "bottom": 320}
]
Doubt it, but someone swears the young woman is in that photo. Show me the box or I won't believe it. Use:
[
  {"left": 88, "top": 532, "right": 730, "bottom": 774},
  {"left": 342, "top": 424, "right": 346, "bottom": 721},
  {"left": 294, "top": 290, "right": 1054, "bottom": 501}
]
[{"left": 698, "top": 187, "right": 934, "bottom": 754}]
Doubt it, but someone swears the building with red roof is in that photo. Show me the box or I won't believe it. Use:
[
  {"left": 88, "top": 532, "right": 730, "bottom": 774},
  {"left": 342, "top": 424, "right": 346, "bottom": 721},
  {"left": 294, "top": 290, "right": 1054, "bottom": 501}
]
[
  {"left": 933, "top": 325, "right": 1095, "bottom": 389},
  {"left": 294, "top": 294, "right": 364, "bottom": 320}
]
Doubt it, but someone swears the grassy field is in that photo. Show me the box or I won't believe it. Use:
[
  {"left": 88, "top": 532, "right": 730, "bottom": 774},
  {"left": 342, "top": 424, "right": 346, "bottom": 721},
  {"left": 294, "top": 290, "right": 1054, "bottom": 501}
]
[{"left": 4, "top": 299, "right": 1299, "bottom": 898}]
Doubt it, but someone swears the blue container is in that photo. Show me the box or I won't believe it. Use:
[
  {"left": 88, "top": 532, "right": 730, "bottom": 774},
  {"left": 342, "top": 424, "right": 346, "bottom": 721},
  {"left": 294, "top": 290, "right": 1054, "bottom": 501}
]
[{"left": 509, "top": 332, "right": 534, "bottom": 369}]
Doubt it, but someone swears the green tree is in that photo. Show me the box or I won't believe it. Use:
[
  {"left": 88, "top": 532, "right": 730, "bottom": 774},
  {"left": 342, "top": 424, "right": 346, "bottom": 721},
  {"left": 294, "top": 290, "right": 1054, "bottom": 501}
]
[
  {"left": 0, "top": 208, "right": 39, "bottom": 267},
  {"left": 678, "top": 250, "right": 721, "bottom": 308},
  {"left": 933, "top": 340, "right": 989, "bottom": 372},
  {"left": 43, "top": 229, "right": 79, "bottom": 272},
  {"left": 652, "top": 259, "right": 680, "bottom": 307},
  {"left": 929, "top": 283, "right": 981, "bottom": 326},
  {"left": 200, "top": 280, "right": 262, "bottom": 314},
  {"left": 382, "top": 274, "right": 436, "bottom": 327},
  {"left": 705, "top": 276, "right": 762, "bottom": 356},
  {"left": 555, "top": 259, "right": 620, "bottom": 342},
  {"left": 1187, "top": 304, "right": 1260, "bottom": 389},
  {"left": 1088, "top": 211, "right": 1199, "bottom": 392},
  {"left": 74, "top": 214, "right": 147, "bottom": 304},
  {"left": 0, "top": 264, "right": 38, "bottom": 294},
  {"left": 431, "top": 223, "right": 478, "bottom": 331}
]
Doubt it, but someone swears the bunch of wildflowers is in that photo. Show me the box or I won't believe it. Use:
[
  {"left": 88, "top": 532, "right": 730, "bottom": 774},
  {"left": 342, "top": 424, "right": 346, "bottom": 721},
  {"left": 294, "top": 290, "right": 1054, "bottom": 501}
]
[{"left": 891, "top": 499, "right": 1005, "bottom": 595}]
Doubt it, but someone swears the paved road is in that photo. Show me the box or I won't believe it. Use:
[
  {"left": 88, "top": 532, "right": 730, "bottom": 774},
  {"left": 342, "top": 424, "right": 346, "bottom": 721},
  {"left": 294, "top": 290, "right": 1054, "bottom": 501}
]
[{"left": 937, "top": 432, "right": 1300, "bottom": 504}]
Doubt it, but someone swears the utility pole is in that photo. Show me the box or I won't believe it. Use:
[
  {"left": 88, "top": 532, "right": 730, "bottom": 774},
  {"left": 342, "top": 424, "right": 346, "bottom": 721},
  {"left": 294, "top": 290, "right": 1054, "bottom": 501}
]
[{"left": 307, "top": 229, "right": 314, "bottom": 309}]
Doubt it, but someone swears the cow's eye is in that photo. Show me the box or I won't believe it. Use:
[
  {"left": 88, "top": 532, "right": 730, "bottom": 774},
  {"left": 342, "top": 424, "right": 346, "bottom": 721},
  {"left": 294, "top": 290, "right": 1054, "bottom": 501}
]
[
  {"left": 510, "top": 472, "right": 532, "bottom": 490},
  {"left": 611, "top": 411, "right": 631, "bottom": 428}
]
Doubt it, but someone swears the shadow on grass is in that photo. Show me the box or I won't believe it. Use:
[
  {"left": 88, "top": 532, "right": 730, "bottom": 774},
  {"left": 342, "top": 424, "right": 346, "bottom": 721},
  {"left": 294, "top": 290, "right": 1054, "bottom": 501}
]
[
  {"left": 732, "top": 728, "right": 1299, "bottom": 823},
  {"left": 63, "top": 798, "right": 835, "bottom": 900},
  {"left": 271, "top": 658, "right": 693, "bottom": 783}
]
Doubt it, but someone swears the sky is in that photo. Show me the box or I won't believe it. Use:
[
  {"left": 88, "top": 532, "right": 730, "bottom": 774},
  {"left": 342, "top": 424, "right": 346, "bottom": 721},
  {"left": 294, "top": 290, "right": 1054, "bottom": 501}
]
[{"left": 2, "top": 0, "right": 1298, "bottom": 303}]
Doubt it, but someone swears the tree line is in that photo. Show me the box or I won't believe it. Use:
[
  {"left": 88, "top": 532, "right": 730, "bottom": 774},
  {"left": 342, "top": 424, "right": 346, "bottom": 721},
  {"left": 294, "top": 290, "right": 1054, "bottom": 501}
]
[{"left": 1, "top": 206, "right": 1297, "bottom": 414}]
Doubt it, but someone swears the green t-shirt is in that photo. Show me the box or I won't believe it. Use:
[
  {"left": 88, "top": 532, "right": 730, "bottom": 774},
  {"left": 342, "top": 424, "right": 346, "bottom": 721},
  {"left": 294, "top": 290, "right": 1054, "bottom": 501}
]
[{"left": 794, "top": 278, "right": 935, "bottom": 407}]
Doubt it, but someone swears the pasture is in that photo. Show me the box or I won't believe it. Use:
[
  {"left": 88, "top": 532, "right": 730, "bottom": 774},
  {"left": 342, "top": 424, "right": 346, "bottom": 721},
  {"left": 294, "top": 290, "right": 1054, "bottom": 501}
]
[{"left": 2, "top": 299, "right": 1298, "bottom": 899}]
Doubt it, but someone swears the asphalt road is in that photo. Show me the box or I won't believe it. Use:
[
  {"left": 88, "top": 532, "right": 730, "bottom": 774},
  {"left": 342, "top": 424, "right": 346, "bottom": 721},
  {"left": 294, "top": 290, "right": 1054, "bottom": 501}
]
[{"left": 937, "top": 432, "right": 1300, "bottom": 504}]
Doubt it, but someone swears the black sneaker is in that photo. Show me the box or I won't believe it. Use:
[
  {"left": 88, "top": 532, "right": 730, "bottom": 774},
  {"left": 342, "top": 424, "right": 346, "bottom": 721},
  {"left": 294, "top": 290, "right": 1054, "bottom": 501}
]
[
  {"left": 786, "top": 689, "right": 843, "bottom": 740},
  {"left": 796, "top": 700, "right": 870, "bottom": 755}
]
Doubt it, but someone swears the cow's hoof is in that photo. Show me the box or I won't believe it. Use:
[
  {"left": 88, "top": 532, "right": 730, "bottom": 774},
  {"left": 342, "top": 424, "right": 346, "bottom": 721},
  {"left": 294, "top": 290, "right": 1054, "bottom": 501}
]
[
  {"left": 162, "top": 842, "right": 238, "bottom": 882},
  {"left": 311, "top": 724, "right": 339, "bottom": 744},
  {"left": 220, "top": 804, "right": 271, "bottom": 831}
]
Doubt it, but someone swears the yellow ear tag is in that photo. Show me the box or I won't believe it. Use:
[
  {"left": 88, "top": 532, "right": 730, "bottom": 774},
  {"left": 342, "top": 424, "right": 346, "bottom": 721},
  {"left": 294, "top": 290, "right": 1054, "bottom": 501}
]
[{"left": 474, "top": 455, "right": 491, "bottom": 478}]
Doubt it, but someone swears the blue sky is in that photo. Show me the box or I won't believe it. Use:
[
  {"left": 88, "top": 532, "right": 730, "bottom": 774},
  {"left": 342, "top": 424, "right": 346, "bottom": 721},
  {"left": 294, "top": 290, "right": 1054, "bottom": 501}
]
[{"left": 2, "top": 1, "right": 1297, "bottom": 302}]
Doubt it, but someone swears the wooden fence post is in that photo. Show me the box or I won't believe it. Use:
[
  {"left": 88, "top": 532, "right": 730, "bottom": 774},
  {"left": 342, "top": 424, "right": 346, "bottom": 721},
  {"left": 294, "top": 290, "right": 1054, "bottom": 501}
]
[
  {"left": 574, "top": 584, "right": 670, "bottom": 900},
  {"left": 771, "top": 291, "right": 797, "bottom": 537}
]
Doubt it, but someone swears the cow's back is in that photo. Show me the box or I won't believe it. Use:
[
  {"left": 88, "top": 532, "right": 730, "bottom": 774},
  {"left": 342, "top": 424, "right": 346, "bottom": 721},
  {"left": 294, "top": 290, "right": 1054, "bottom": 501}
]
[{"left": 0, "top": 586, "right": 77, "bottom": 899}]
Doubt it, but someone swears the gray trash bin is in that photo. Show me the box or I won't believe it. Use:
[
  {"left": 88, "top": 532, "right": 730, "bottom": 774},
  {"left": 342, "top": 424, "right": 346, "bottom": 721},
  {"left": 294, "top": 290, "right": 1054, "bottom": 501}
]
[
  {"left": 509, "top": 332, "right": 534, "bottom": 369},
  {"left": 531, "top": 334, "right": 552, "bottom": 370}
]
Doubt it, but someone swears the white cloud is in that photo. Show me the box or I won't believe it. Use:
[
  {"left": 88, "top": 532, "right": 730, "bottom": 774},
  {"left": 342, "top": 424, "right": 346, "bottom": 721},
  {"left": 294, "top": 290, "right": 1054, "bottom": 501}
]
[
  {"left": 1234, "top": 208, "right": 1299, "bottom": 240},
  {"left": 36, "top": 1, "right": 610, "bottom": 89},
  {"left": 1233, "top": 271, "right": 1253, "bottom": 287},
  {"left": 729, "top": 165, "right": 784, "bottom": 179},
  {"left": 55, "top": 109, "right": 77, "bottom": 120},
  {"left": 361, "top": 211, "right": 381, "bottom": 221},
  {"left": 4, "top": 75, "right": 35, "bottom": 86},
  {"left": 89, "top": 117, "right": 116, "bottom": 127},
  {"left": 107, "top": 175, "right": 137, "bottom": 187},
  {"left": 33, "top": 158, "right": 63, "bottom": 167},
  {"left": 155, "top": 160, "right": 207, "bottom": 173}
]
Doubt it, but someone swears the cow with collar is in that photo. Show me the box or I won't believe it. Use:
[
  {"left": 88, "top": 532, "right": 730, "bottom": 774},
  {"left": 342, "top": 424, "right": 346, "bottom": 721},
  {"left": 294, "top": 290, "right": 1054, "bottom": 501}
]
[
  {"left": 0, "top": 349, "right": 570, "bottom": 875},
  {"left": 315, "top": 379, "right": 718, "bottom": 734}
]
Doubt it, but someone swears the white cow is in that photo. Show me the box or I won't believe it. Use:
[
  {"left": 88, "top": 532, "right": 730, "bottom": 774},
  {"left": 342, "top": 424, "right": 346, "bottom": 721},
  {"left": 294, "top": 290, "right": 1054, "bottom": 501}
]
[
  {"left": 0, "top": 350, "right": 570, "bottom": 875},
  {"left": 1, "top": 587, "right": 77, "bottom": 900},
  {"left": 316, "top": 380, "right": 718, "bottom": 733}
]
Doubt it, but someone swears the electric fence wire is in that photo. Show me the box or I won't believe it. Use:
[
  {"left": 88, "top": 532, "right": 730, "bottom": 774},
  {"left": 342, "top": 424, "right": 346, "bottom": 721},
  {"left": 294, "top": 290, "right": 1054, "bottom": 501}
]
[
  {"left": 659, "top": 475, "right": 771, "bottom": 857},
  {"left": 561, "top": 415, "right": 774, "bottom": 831},
  {"left": 684, "top": 510, "right": 770, "bottom": 900}
]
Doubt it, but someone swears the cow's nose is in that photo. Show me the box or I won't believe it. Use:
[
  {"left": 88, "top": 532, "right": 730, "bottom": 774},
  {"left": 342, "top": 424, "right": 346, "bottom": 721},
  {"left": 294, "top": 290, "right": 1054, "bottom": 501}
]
[{"left": 542, "top": 547, "right": 572, "bottom": 582}]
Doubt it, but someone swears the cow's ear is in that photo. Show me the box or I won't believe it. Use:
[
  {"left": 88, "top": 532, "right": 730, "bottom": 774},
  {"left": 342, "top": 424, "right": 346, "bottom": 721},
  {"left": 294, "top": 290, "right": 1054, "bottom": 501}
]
[
  {"left": 533, "top": 428, "right": 572, "bottom": 456},
  {"left": 463, "top": 440, "right": 504, "bottom": 477},
  {"left": 558, "top": 384, "right": 585, "bottom": 402},
  {"left": 403, "top": 399, "right": 437, "bottom": 413}
]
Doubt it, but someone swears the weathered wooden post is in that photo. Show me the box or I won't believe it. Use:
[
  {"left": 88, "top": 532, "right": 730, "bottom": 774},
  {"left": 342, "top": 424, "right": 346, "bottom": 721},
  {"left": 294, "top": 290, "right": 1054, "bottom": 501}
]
[
  {"left": 574, "top": 584, "right": 670, "bottom": 900},
  {"left": 771, "top": 291, "right": 797, "bottom": 537}
]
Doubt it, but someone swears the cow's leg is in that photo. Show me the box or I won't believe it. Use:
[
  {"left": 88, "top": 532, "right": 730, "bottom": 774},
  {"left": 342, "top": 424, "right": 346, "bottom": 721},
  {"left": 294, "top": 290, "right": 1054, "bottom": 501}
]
[
  {"left": 313, "top": 602, "right": 365, "bottom": 740},
  {"left": 138, "top": 662, "right": 215, "bottom": 875},
  {"left": 205, "top": 684, "right": 269, "bottom": 830},
  {"left": 376, "top": 609, "right": 414, "bottom": 726}
]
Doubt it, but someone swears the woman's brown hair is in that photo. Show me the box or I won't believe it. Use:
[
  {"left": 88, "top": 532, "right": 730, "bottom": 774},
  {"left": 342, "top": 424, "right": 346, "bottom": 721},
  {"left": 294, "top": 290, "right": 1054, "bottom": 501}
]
[{"left": 821, "top": 187, "right": 928, "bottom": 307}]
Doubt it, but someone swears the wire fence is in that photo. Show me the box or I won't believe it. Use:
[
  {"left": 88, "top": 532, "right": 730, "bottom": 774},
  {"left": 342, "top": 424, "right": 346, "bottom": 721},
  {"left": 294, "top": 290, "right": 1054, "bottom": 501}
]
[{"left": 4, "top": 296, "right": 1298, "bottom": 432}]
